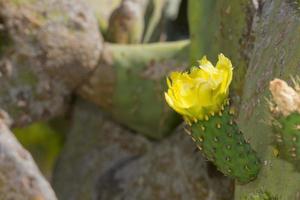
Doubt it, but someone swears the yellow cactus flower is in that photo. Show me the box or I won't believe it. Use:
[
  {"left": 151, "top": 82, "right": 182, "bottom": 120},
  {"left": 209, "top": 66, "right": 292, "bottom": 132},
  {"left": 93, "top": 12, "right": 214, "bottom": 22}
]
[{"left": 164, "top": 54, "right": 233, "bottom": 123}]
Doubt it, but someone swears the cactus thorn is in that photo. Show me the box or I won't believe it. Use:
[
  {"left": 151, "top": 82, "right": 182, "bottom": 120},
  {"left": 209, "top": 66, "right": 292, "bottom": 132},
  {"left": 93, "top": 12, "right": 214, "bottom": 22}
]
[
  {"left": 197, "top": 145, "right": 203, "bottom": 151},
  {"left": 226, "top": 99, "right": 230, "bottom": 106},
  {"left": 221, "top": 105, "right": 225, "bottom": 111},
  {"left": 272, "top": 148, "right": 279, "bottom": 157},
  {"left": 291, "top": 75, "right": 300, "bottom": 92},
  {"left": 244, "top": 165, "right": 250, "bottom": 170},
  {"left": 229, "top": 107, "right": 235, "bottom": 115},
  {"left": 204, "top": 115, "right": 209, "bottom": 121},
  {"left": 276, "top": 138, "right": 283, "bottom": 143},
  {"left": 184, "top": 128, "right": 192, "bottom": 135},
  {"left": 216, "top": 123, "right": 221, "bottom": 129},
  {"left": 199, "top": 136, "right": 204, "bottom": 142},
  {"left": 201, "top": 125, "right": 205, "bottom": 131},
  {"left": 291, "top": 147, "right": 296, "bottom": 152}
]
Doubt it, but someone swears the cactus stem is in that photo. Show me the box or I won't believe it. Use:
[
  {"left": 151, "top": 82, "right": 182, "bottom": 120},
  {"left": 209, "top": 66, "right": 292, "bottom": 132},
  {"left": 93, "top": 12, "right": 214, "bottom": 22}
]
[{"left": 197, "top": 145, "right": 203, "bottom": 151}]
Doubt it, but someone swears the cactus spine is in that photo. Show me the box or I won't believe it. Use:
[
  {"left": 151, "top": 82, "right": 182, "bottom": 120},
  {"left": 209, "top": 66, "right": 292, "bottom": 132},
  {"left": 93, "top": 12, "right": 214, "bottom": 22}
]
[{"left": 241, "top": 190, "right": 278, "bottom": 200}]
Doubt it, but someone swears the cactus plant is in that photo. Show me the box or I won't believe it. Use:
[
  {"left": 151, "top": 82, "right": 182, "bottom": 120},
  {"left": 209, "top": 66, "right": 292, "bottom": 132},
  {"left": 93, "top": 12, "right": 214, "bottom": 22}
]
[
  {"left": 188, "top": 0, "right": 300, "bottom": 199},
  {"left": 271, "top": 112, "right": 300, "bottom": 166},
  {"left": 164, "top": 54, "right": 261, "bottom": 183},
  {"left": 79, "top": 40, "right": 189, "bottom": 139},
  {"left": 191, "top": 104, "right": 261, "bottom": 183},
  {"left": 269, "top": 78, "right": 300, "bottom": 169}
]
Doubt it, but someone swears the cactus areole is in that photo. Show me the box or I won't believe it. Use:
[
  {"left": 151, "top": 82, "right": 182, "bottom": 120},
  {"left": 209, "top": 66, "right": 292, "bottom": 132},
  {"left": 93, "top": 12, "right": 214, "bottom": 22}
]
[{"left": 164, "top": 54, "right": 261, "bottom": 183}]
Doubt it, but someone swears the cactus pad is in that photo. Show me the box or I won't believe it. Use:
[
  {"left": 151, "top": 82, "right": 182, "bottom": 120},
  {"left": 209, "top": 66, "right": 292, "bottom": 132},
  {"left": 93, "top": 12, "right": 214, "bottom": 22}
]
[
  {"left": 190, "top": 105, "right": 261, "bottom": 183},
  {"left": 272, "top": 112, "right": 300, "bottom": 168}
]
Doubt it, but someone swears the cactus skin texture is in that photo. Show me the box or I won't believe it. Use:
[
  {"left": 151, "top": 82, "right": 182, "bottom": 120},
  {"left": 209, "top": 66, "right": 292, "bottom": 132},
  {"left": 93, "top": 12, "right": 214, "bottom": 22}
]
[
  {"left": 190, "top": 104, "right": 261, "bottom": 183},
  {"left": 242, "top": 190, "right": 278, "bottom": 200},
  {"left": 272, "top": 112, "right": 300, "bottom": 168},
  {"left": 79, "top": 40, "right": 189, "bottom": 139}
]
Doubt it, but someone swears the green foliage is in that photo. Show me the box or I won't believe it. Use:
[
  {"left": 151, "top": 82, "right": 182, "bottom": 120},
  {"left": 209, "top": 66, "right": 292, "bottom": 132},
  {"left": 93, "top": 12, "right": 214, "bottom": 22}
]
[
  {"left": 191, "top": 105, "right": 261, "bottom": 183},
  {"left": 13, "top": 122, "right": 64, "bottom": 178}
]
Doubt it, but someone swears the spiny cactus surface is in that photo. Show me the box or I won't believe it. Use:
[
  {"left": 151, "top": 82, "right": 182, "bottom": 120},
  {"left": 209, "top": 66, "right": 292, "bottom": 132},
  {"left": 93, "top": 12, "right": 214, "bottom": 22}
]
[
  {"left": 165, "top": 54, "right": 261, "bottom": 183},
  {"left": 269, "top": 78, "right": 300, "bottom": 170},
  {"left": 190, "top": 104, "right": 261, "bottom": 183},
  {"left": 272, "top": 112, "right": 300, "bottom": 167}
]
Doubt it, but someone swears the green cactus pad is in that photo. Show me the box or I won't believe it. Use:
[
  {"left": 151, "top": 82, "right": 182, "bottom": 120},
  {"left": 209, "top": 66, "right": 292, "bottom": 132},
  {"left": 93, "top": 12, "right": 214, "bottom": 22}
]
[
  {"left": 190, "top": 104, "right": 261, "bottom": 183},
  {"left": 272, "top": 112, "right": 300, "bottom": 168}
]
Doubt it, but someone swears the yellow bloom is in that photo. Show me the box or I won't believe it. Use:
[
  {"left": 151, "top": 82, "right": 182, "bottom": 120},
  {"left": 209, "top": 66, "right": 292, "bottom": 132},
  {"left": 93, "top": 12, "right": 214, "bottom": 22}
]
[{"left": 164, "top": 54, "right": 233, "bottom": 123}]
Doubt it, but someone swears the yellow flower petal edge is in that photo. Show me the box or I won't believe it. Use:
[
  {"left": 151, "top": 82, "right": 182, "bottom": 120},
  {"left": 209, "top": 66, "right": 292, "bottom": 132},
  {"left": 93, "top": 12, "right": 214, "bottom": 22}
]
[{"left": 164, "top": 53, "right": 233, "bottom": 124}]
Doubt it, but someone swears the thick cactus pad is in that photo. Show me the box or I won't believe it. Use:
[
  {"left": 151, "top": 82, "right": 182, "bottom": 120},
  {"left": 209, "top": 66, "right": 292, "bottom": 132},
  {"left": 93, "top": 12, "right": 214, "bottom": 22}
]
[
  {"left": 190, "top": 105, "right": 261, "bottom": 183},
  {"left": 272, "top": 112, "right": 300, "bottom": 168}
]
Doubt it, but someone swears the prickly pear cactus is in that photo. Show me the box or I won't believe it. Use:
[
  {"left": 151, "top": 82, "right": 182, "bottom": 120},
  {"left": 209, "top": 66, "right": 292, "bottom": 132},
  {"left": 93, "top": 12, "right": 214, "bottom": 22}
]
[
  {"left": 164, "top": 54, "right": 261, "bottom": 183},
  {"left": 191, "top": 104, "right": 261, "bottom": 183},
  {"left": 188, "top": 0, "right": 300, "bottom": 198},
  {"left": 272, "top": 113, "right": 300, "bottom": 166},
  {"left": 269, "top": 78, "right": 300, "bottom": 170}
]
